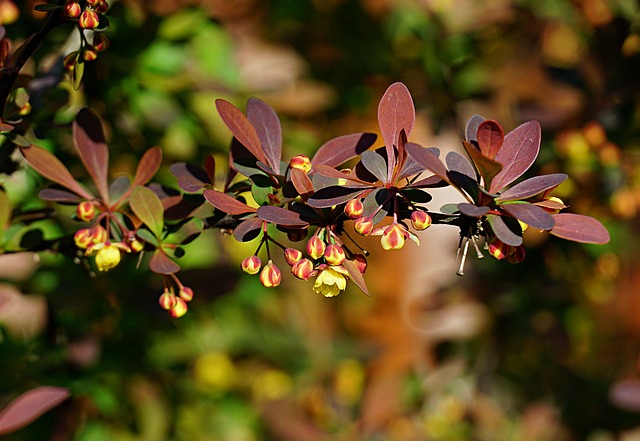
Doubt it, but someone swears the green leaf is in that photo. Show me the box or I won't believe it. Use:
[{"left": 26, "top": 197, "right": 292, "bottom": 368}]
[
  {"left": 136, "top": 228, "right": 160, "bottom": 247},
  {"left": 130, "top": 186, "right": 164, "bottom": 238},
  {"left": 72, "top": 57, "right": 84, "bottom": 90},
  {"left": 164, "top": 218, "right": 204, "bottom": 245},
  {"left": 0, "top": 189, "right": 10, "bottom": 231}
]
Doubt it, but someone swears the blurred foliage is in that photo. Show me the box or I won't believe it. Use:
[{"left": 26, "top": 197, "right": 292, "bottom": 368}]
[{"left": 2, "top": 0, "right": 640, "bottom": 440}]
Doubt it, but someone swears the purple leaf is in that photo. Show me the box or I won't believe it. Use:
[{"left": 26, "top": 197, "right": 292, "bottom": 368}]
[
  {"left": 311, "top": 132, "right": 377, "bottom": 167},
  {"left": 465, "top": 114, "right": 486, "bottom": 143},
  {"left": 20, "top": 145, "right": 94, "bottom": 200},
  {"left": 397, "top": 155, "right": 424, "bottom": 180},
  {"left": 360, "top": 150, "right": 388, "bottom": 183},
  {"left": 234, "top": 217, "right": 263, "bottom": 242},
  {"left": 476, "top": 120, "right": 504, "bottom": 159},
  {"left": 204, "top": 155, "right": 216, "bottom": 184},
  {"left": 550, "top": 213, "right": 610, "bottom": 244},
  {"left": 378, "top": 82, "right": 415, "bottom": 182},
  {"left": 457, "top": 203, "right": 489, "bottom": 217},
  {"left": 38, "top": 188, "right": 82, "bottom": 203},
  {"left": 408, "top": 175, "right": 448, "bottom": 188},
  {"left": 609, "top": 380, "right": 640, "bottom": 413},
  {"left": 496, "top": 173, "right": 568, "bottom": 202},
  {"left": 290, "top": 168, "right": 314, "bottom": 200},
  {"left": 405, "top": 142, "right": 451, "bottom": 184},
  {"left": 307, "top": 186, "right": 367, "bottom": 208},
  {"left": 446, "top": 151, "right": 479, "bottom": 201},
  {"left": 203, "top": 189, "right": 257, "bottom": 215},
  {"left": 461, "top": 140, "right": 502, "bottom": 191},
  {"left": 130, "top": 186, "right": 164, "bottom": 238},
  {"left": 150, "top": 249, "right": 180, "bottom": 274},
  {"left": 312, "top": 164, "right": 371, "bottom": 185},
  {"left": 215, "top": 99, "right": 268, "bottom": 165},
  {"left": 490, "top": 120, "right": 541, "bottom": 193},
  {"left": 343, "top": 259, "right": 369, "bottom": 296},
  {"left": 486, "top": 214, "right": 523, "bottom": 246},
  {"left": 247, "top": 97, "right": 282, "bottom": 173},
  {"left": 132, "top": 146, "right": 162, "bottom": 188},
  {"left": 257, "top": 205, "right": 309, "bottom": 227},
  {"left": 0, "top": 386, "right": 70, "bottom": 436},
  {"left": 73, "top": 108, "right": 110, "bottom": 203},
  {"left": 500, "top": 202, "right": 555, "bottom": 230},
  {"left": 170, "top": 162, "right": 210, "bottom": 192}
]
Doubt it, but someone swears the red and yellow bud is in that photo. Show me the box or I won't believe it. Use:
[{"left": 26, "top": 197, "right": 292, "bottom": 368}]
[
  {"left": 179, "top": 286, "right": 194, "bottom": 302},
  {"left": 241, "top": 255, "right": 262, "bottom": 275},
  {"left": 79, "top": 9, "right": 99, "bottom": 29},
  {"left": 411, "top": 210, "right": 431, "bottom": 231},
  {"left": 344, "top": 199, "right": 364, "bottom": 219},
  {"left": 63, "top": 1, "right": 81, "bottom": 18},
  {"left": 259, "top": 260, "right": 281, "bottom": 288},
  {"left": 76, "top": 201, "right": 96, "bottom": 221},
  {"left": 289, "top": 155, "right": 312, "bottom": 173},
  {"left": 354, "top": 217, "right": 374, "bottom": 236},
  {"left": 63, "top": 52, "right": 78, "bottom": 71},
  {"left": 283, "top": 247, "right": 303, "bottom": 266},
  {"left": 94, "top": 1, "right": 109, "bottom": 14},
  {"left": 488, "top": 239, "right": 510, "bottom": 261},
  {"left": 158, "top": 290, "right": 177, "bottom": 310},
  {"left": 353, "top": 254, "right": 367, "bottom": 274},
  {"left": 324, "top": 244, "right": 346, "bottom": 266},
  {"left": 169, "top": 298, "right": 188, "bottom": 318},
  {"left": 380, "top": 223, "right": 407, "bottom": 251},
  {"left": 306, "top": 235, "right": 326, "bottom": 260},
  {"left": 92, "top": 34, "right": 110, "bottom": 52},
  {"left": 74, "top": 228, "right": 93, "bottom": 249},
  {"left": 86, "top": 0, "right": 101, "bottom": 6},
  {"left": 291, "top": 258, "right": 315, "bottom": 280},
  {"left": 129, "top": 237, "right": 144, "bottom": 253},
  {"left": 83, "top": 48, "right": 98, "bottom": 61},
  {"left": 91, "top": 225, "right": 108, "bottom": 244}
]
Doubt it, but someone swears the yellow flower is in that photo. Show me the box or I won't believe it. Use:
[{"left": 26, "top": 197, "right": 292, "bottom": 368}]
[
  {"left": 95, "top": 244, "right": 122, "bottom": 271},
  {"left": 313, "top": 267, "right": 347, "bottom": 297}
]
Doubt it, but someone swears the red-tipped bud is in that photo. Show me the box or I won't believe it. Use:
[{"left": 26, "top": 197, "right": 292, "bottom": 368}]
[
  {"left": 306, "top": 235, "right": 326, "bottom": 260},
  {"left": 169, "top": 297, "right": 188, "bottom": 318},
  {"left": 92, "top": 34, "right": 110, "bottom": 52},
  {"left": 284, "top": 248, "right": 303, "bottom": 266},
  {"left": 324, "top": 244, "right": 346, "bottom": 266},
  {"left": 411, "top": 210, "right": 431, "bottom": 231},
  {"left": 353, "top": 254, "right": 367, "bottom": 274},
  {"left": 76, "top": 201, "right": 95, "bottom": 221},
  {"left": 79, "top": 9, "right": 99, "bottom": 29},
  {"left": 488, "top": 239, "right": 510, "bottom": 261},
  {"left": 289, "top": 155, "right": 312, "bottom": 173},
  {"left": 158, "top": 291, "right": 177, "bottom": 310},
  {"left": 94, "top": 1, "right": 109, "bottom": 13},
  {"left": 86, "top": 0, "right": 101, "bottom": 6},
  {"left": 179, "top": 286, "right": 194, "bottom": 302},
  {"left": 91, "top": 225, "right": 108, "bottom": 244},
  {"left": 63, "top": 52, "right": 78, "bottom": 71},
  {"left": 83, "top": 48, "right": 98, "bottom": 61},
  {"left": 344, "top": 199, "right": 364, "bottom": 219},
  {"left": 259, "top": 261, "right": 281, "bottom": 288},
  {"left": 507, "top": 246, "right": 525, "bottom": 264},
  {"left": 74, "top": 228, "right": 93, "bottom": 249},
  {"left": 63, "top": 1, "right": 81, "bottom": 18},
  {"left": 292, "top": 258, "right": 315, "bottom": 280},
  {"left": 241, "top": 255, "right": 262, "bottom": 275},
  {"left": 129, "top": 237, "right": 144, "bottom": 253},
  {"left": 354, "top": 217, "right": 374, "bottom": 236},
  {"left": 381, "top": 223, "right": 407, "bottom": 251}
]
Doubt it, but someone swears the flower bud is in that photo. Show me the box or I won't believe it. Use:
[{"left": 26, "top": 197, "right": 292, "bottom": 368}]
[
  {"left": 324, "top": 244, "right": 345, "bottom": 266},
  {"left": 411, "top": 210, "right": 431, "bottom": 231},
  {"left": 91, "top": 225, "right": 108, "bottom": 244},
  {"left": 86, "top": 0, "right": 101, "bottom": 6},
  {"left": 76, "top": 201, "right": 96, "bottom": 221},
  {"left": 353, "top": 254, "right": 367, "bottom": 274},
  {"left": 129, "top": 237, "right": 144, "bottom": 253},
  {"left": 158, "top": 291, "right": 177, "bottom": 310},
  {"left": 259, "top": 261, "right": 281, "bottom": 288},
  {"left": 344, "top": 199, "right": 364, "bottom": 219},
  {"left": 170, "top": 298, "right": 188, "bottom": 318},
  {"left": 179, "top": 286, "right": 194, "bottom": 302},
  {"left": 291, "top": 258, "right": 315, "bottom": 280},
  {"left": 95, "top": 244, "right": 121, "bottom": 271},
  {"left": 306, "top": 235, "right": 326, "bottom": 260},
  {"left": 380, "top": 223, "right": 407, "bottom": 251},
  {"left": 241, "top": 255, "right": 262, "bottom": 275},
  {"left": 63, "top": 52, "right": 78, "bottom": 71},
  {"left": 283, "top": 247, "right": 303, "bottom": 266},
  {"left": 74, "top": 228, "right": 93, "bottom": 249},
  {"left": 488, "top": 239, "right": 509, "bottom": 261},
  {"left": 63, "top": 1, "right": 81, "bottom": 18},
  {"left": 92, "top": 33, "right": 110, "bottom": 52},
  {"left": 94, "top": 1, "right": 109, "bottom": 14},
  {"left": 79, "top": 9, "right": 99, "bottom": 29},
  {"left": 83, "top": 48, "right": 98, "bottom": 61},
  {"left": 353, "top": 217, "right": 373, "bottom": 236},
  {"left": 289, "top": 155, "right": 312, "bottom": 173},
  {"left": 507, "top": 246, "right": 525, "bottom": 264}
]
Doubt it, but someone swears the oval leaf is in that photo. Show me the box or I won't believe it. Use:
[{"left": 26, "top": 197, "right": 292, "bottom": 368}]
[
  {"left": 149, "top": 249, "right": 180, "bottom": 274},
  {"left": 496, "top": 173, "right": 568, "bottom": 202},
  {"left": 73, "top": 108, "right": 110, "bottom": 203},
  {"left": 500, "top": 202, "right": 555, "bottom": 230},
  {"left": 378, "top": 82, "right": 415, "bottom": 182},
  {"left": 476, "top": 120, "right": 504, "bottom": 159},
  {"left": 461, "top": 140, "right": 502, "bottom": 191},
  {"left": 130, "top": 186, "right": 164, "bottom": 238},
  {"left": 457, "top": 203, "right": 489, "bottom": 217},
  {"left": 132, "top": 146, "right": 162, "bottom": 188},
  {"left": 0, "top": 387, "right": 70, "bottom": 436},
  {"left": 465, "top": 114, "right": 486, "bottom": 143},
  {"left": 290, "top": 167, "right": 314, "bottom": 200},
  {"left": 233, "top": 217, "right": 264, "bottom": 242},
  {"left": 342, "top": 259, "right": 369, "bottom": 296},
  {"left": 405, "top": 142, "right": 451, "bottom": 184},
  {"left": 550, "top": 213, "right": 610, "bottom": 244},
  {"left": 165, "top": 218, "right": 204, "bottom": 245},
  {"left": 490, "top": 120, "right": 541, "bottom": 193},
  {"left": 38, "top": 188, "right": 82, "bottom": 203},
  {"left": 312, "top": 132, "right": 377, "bottom": 167},
  {"left": 215, "top": 99, "right": 268, "bottom": 165},
  {"left": 486, "top": 214, "right": 523, "bottom": 246},
  {"left": 203, "top": 189, "right": 257, "bottom": 215},
  {"left": 360, "top": 150, "right": 388, "bottom": 183},
  {"left": 257, "top": 205, "right": 309, "bottom": 227},
  {"left": 307, "top": 186, "right": 366, "bottom": 208},
  {"left": 247, "top": 97, "right": 282, "bottom": 173}
]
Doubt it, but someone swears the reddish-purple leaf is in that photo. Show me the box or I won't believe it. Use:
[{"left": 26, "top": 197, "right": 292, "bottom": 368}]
[
  {"left": 257, "top": 205, "right": 309, "bottom": 227},
  {"left": 378, "top": 82, "right": 415, "bottom": 182},
  {"left": 486, "top": 214, "right": 523, "bottom": 246},
  {"left": 233, "top": 217, "right": 263, "bottom": 242},
  {"left": 476, "top": 120, "right": 504, "bottom": 159},
  {"left": 204, "top": 155, "right": 216, "bottom": 184},
  {"left": 130, "top": 186, "right": 164, "bottom": 238},
  {"left": 465, "top": 114, "right": 486, "bottom": 143},
  {"left": 150, "top": 249, "right": 180, "bottom": 274},
  {"left": 170, "top": 162, "right": 210, "bottom": 192},
  {"left": 247, "top": 97, "right": 282, "bottom": 173},
  {"left": 408, "top": 175, "right": 448, "bottom": 188},
  {"left": 534, "top": 198, "right": 567, "bottom": 211},
  {"left": 550, "top": 213, "right": 610, "bottom": 244},
  {"left": 0, "top": 386, "right": 70, "bottom": 436},
  {"left": 73, "top": 108, "right": 110, "bottom": 203},
  {"left": 38, "top": 188, "right": 82, "bottom": 203},
  {"left": 20, "top": 145, "right": 94, "bottom": 200},
  {"left": 609, "top": 380, "right": 640, "bottom": 413},
  {"left": 490, "top": 120, "right": 541, "bottom": 193},
  {"left": 290, "top": 168, "right": 314, "bottom": 200},
  {"left": 342, "top": 259, "right": 369, "bottom": 296},
  {"left": 307, "top": 186, "right": 367, "bottom": 208},
  {"left": 215, "top": 99, "right": 268, "bottom": 165},
  {"left": 405, "top": 142, "right": 451, "bottom": 184},
  {"left": 132, "top": 146, "right": 162, "bottom": 188},
  {"left": 461, "top": 140, "right": 502, "bottom": 191},
  {"left": 311, "top": 132, "right": 377, "bottom": 167},
  {"left": 500, "top": 202, "right": 555, "bottom": 230},
  {"left": 457, "top": 203, "right": 489, "bottom": 217},
  {"left": 203, "top": 189, "right": 257, "bottom": 215},
  {"left": 446, "top": 151, "right": 479, "bottom": 201},
  {"left": 312, "top": 164, "right": 371, "bottom": 185},
  {"left": 496, "top": 173, "right": 568, "bottom": 202}
]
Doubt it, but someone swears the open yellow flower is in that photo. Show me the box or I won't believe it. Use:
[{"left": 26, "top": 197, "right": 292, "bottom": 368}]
[
  {"left": 312, "top": 267, "right": 347, "bottom": 297},
  {"left": 95, "top": 244, "right": 121, "bottom": 272}
]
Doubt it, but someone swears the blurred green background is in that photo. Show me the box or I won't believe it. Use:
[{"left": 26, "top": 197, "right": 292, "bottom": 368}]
[{"left": 1, "top": 0, "right": 640, "bottom": 439}]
